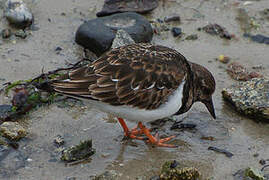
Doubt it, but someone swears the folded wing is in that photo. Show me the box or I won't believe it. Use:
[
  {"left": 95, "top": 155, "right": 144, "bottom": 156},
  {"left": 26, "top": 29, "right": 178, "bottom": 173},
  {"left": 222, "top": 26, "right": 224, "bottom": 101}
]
[{"left": 52, "top": 43, "right": 189, "bottom": 110}]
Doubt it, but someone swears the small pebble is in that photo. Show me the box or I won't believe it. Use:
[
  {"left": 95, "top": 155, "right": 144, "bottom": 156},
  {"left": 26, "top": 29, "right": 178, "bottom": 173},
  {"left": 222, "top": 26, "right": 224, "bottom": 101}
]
[
  {"left": 164, "top": 15, "right": 180, "bottom": 23},
  {"left": 157, "top": 18, "right": 163, "bottom": 23},
  {"left": 170, "top": 160, "right": 179, "bottom": 168},
  {"left": 171, "top": 27, "right": 182, "bottom": 37},
  {"left": 259, "top": 159, "right": 266, "bottom": 165},
  {"left": 1, "top": 29, "right": 12, "bottom": 39},
  {"left": 55, "top": 46, "right": 63, "bottom": 51},
  {"left": 218, "top": 55, "right": 230, "bottom": 64},
  {"left": 253, "top": 153, "right": 259, "bottom": 157}
]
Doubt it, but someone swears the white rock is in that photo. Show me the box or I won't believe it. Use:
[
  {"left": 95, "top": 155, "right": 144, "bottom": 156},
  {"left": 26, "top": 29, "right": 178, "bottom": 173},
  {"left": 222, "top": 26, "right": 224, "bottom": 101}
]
[{"left": 111, "top": 29, "right": 135, "bottom": 49}]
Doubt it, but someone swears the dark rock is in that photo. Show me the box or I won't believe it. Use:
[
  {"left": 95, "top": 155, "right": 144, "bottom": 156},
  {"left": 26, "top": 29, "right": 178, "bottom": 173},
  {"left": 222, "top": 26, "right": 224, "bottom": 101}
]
[
  {"left": 251, "top": 35, "right": 269, "bottom": 44},
  {"left": 244, "top": 33, "right": 269, "bottom": 45},
  {"left": 157, "top": 18, "right": 164, "bottom": 23},
  {"left": 96, "top": 0, "right": 158, "bottom": 17},
  {"left": 253, "top": 153, "right": 259, "bottom": 157},
  {"left": 201, "top": 23, "right": 232, "bottom": 39},
  {"left": 1, "top": 29, "right": 12, "bottom": 39},
  {"left": 164, "top": 15, "right": 181, "bottom": 23},
  {"left": 12, "top": 88, "right": 28, "bottom": 108},
  {"left": 171, "top": 27, "right": 182, "bottom": 37},
  {"left": 222, "top": 78, "right": 269, "bottom": 121},
  {"left": 170, "top": 160, "right": 179, "bottom": 168},
  {"left": 55, "top": 46, "right": 63, "bottom": 51},
  {"left": 208, "top": 146, "right": 233, "bottom": 158},
  {"left": 171, "top": 122, "right": 196, "bottom": 130},
  {"left": 0, "top": 105, "right": 13, "bottom": 121},
  {"left": 4, "top": 0, "right": 33, "bottom": 28},
  {"left": 75, "top": 12, "right": 153, "bottom": 56}
]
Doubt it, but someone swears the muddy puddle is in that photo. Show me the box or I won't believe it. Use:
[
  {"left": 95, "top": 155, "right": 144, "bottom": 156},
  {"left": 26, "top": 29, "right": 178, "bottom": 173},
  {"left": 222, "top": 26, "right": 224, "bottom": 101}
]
[{"left": 0, "top": 0, "right": 269, "bottom": 179}]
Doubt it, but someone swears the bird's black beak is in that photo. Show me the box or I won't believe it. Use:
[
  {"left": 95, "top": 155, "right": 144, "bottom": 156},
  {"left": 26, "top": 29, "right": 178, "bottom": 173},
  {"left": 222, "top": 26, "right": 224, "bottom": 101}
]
[{"left": 203, "top": 98, "right": 216, "bottom": 119}]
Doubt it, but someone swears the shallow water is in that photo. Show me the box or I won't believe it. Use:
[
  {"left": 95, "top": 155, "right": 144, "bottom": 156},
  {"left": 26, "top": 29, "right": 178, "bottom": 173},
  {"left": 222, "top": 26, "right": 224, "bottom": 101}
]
[{"left": 0, "top": 0, "right": 269, "bottom": 179}]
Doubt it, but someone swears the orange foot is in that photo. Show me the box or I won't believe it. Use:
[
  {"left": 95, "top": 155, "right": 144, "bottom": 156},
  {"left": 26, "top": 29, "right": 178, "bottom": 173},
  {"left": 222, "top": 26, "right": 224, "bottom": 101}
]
[
  {"left": 138, "top": 122, "right": 177, "bottom": 148},
  {"left": 117, "top": 118, "right": 145, "bottom": 140},
  {"left": 117, "top": 118, "right": 177, "bottom": 148}
]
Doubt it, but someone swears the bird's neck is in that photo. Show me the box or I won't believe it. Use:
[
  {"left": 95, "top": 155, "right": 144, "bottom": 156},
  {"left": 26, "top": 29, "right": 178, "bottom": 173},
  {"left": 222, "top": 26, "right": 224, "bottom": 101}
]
[{"left": 174, "top": 62, "right": 195, "bottom": 115}]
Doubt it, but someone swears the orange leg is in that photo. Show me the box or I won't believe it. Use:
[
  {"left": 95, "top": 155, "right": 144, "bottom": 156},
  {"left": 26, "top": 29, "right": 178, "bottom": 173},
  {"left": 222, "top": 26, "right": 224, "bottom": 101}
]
[
  {"left": 138, "top": 122, "right": 177, "bottom": 148},
  {"left": 117, "top": 118, "right": 144, "bottom": 140}
]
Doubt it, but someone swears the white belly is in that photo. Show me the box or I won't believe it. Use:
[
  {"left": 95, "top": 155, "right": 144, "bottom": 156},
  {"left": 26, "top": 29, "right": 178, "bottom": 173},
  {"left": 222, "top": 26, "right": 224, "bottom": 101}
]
[{"left": 87, "top": 81, "right": 185, "bottom": 122}]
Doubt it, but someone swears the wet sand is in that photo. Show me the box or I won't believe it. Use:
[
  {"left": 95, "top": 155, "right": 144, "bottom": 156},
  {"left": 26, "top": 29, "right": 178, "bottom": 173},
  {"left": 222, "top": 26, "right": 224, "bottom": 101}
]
[{"left": 0, "top": 0, "right": 269, "bottom": 179}]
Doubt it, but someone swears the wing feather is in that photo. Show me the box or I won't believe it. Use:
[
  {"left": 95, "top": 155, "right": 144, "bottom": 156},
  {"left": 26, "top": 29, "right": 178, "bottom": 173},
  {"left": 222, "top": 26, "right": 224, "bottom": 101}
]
[{"left": 51, "top": 43, "right": 190, "bottom": 110}]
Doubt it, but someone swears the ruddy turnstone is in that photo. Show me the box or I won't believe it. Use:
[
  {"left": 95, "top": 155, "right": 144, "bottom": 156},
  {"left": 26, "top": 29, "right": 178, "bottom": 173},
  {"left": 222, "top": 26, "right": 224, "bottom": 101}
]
[{"left": 50, "top": 43, "right": 216, "bottom": 147}]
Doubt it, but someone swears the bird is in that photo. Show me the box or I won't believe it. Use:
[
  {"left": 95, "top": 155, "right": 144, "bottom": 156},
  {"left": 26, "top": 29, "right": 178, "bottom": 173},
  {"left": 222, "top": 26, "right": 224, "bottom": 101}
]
[{"left": 48, "top": 43, "right": 216, "bottom": 147}]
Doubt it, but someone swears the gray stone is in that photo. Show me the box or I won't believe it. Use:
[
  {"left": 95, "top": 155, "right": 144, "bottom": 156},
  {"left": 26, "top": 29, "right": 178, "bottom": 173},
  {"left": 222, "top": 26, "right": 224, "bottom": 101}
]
[
  {"left": 0, "top": 121, "right": 27, "bottom": 141},
  {"left": 1, "top": 29, "right": 12, "bottom": 39},
  {"left": 222, "top": 78, "right": 269, "bottom": 121},
  {"left": 4, "top": 0, "right": 33, "bottom": 28},
  {"left": 75, "top": 12, "right": 153, "bottom": 56},
  {"left": 111, "top": 29, "right": 135, "bottom": 49}
]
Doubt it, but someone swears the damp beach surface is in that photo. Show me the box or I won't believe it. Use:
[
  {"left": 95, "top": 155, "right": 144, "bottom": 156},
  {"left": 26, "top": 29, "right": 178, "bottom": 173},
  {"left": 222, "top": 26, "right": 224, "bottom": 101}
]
[{"left": 0, "top": 0, "right": 269, "bottom": 179}]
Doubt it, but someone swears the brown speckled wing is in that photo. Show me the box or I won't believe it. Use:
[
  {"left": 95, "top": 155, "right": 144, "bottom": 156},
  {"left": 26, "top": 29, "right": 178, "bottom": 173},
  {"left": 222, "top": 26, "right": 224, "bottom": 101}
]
[{"left": 52, "top": 43, "right": 190, "bottom": 110}]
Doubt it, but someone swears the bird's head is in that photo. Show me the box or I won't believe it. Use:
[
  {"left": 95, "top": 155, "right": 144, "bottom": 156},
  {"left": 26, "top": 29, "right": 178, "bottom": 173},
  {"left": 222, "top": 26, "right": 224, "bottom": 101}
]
[{"left": 191, "top": 63, "right": 216, "bottom": 119}]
